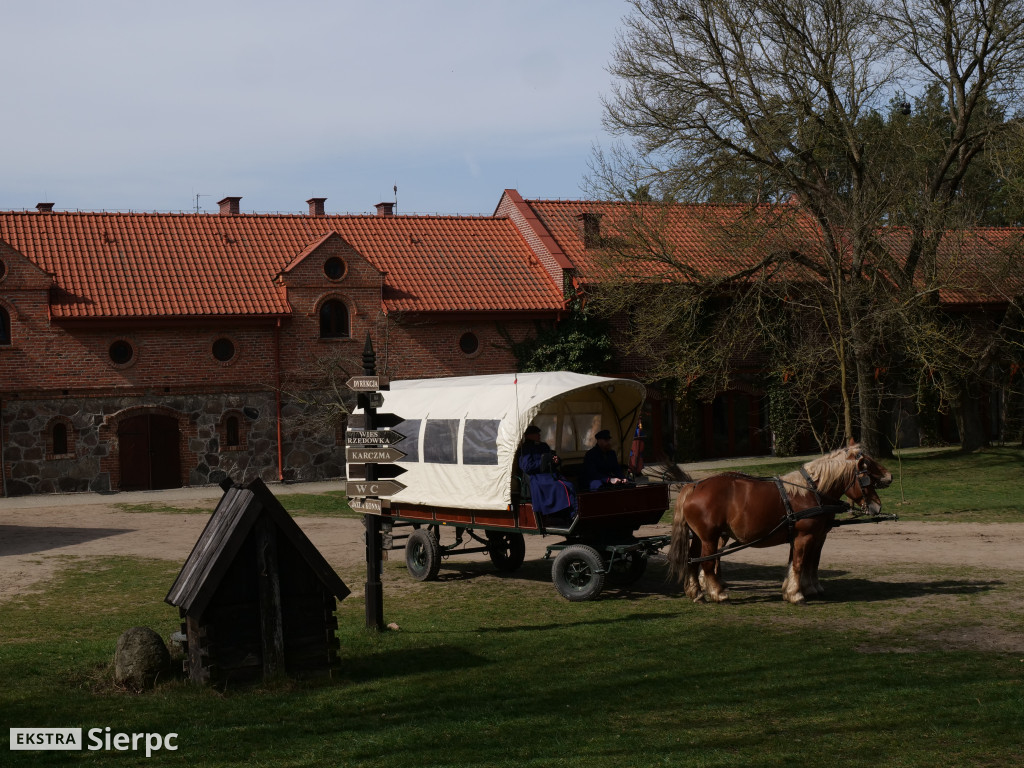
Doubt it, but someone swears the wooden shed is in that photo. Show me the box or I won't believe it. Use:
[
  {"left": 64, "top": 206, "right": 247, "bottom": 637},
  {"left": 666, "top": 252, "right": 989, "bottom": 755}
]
[{"left": 165, "top": 478, "right": 350, "bottom": 685}]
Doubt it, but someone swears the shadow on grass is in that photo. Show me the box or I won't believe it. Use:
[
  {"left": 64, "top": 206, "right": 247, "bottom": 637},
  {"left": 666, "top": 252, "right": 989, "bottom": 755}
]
[
  {"left": 340, "top": 644, "right": 491, "bottom": 682},
  {"left": 0, "top": 524, "right": 134, "bottom": 556},
  {"left": 716, "top": 563, "right": 1002, "bottom": 604},
  {"left": 414, "top": 550, "right": 1003, "bottom": 607}
]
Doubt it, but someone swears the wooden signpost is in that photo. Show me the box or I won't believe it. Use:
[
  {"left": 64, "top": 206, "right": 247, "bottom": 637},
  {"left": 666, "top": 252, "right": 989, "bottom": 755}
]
[{"left": 347, "top": 336, "right": 404, "bottom": 631}]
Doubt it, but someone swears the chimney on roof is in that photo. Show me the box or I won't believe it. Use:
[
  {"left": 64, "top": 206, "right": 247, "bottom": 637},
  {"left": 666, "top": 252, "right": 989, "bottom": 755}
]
[
  {"left": 375, "top": 201, "right": 395, "bottom": 217},
  {"left": 36, "top": 202, "right": 55, "bottom": 213},
  {"left": 576, "top": 211, "right": 603, "bottom": 247},
  {"left": 217, "top": 196, "right": 242, "bottom": 216},
  {"left": 307, "top": 197, "right": 327, "bottom": 216}
]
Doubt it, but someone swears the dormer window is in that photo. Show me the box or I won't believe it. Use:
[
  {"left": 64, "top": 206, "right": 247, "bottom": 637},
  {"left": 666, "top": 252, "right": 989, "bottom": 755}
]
[
  {"left": 319, "top": 299, "right": 350, "bottom": 338},
  {"left": 324, "top": 257, "right": 347, "bottom": 281}
]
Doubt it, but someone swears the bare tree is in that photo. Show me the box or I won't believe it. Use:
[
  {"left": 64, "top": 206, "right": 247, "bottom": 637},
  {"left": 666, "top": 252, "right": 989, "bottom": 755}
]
[{"left": 593, "top": 0, "right": 1024, "bottom": 453}]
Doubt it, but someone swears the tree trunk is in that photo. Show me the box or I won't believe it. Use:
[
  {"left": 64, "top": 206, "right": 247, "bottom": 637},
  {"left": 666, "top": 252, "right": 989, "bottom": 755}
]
[
  {"left": 956, "top": 382, "right": 988, "bottom": 452},
  {"left": 855, "top": 364, "right": 886, "bottom": 455}
]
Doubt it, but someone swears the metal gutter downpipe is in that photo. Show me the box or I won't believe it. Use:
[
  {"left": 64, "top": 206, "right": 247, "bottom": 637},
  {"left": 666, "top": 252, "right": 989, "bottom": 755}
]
[
  {"left": 0, "top": 399, "right": 7, "bottom": 498},
  {"left": 275, "top": 319, "right": 284, "bottom": 482}
]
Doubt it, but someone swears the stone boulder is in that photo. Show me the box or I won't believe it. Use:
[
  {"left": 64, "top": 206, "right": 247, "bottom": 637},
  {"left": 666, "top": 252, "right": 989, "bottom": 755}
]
[{"left": 114, "top": 626, "right": 170, "bottom": 690}]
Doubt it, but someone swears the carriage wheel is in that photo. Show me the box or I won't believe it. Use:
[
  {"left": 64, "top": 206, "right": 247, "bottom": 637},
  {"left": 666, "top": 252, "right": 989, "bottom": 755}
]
[
  {"left": 552, "top": 544, "right": 605, "bottom": 601},
  {"left": 609, "top": 551, "right": 648, "bottom": 585},
  {"left": 405, "top": 529, "right": 441, "bottom": 582},
  {"left": 486, "top": 531, "right": 526, "bottom": 572}
]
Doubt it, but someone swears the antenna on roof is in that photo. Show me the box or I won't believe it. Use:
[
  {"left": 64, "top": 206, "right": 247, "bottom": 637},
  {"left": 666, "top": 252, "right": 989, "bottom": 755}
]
[
  {"left": 194, "top": 193, "right": 208, "bottom": 213},
  {"left": 394, "top": 184, "right": 398, "bottom": 215}
]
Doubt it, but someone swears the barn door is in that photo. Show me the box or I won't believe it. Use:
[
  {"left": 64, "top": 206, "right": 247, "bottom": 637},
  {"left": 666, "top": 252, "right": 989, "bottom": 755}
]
[{"left": 118, "top": 414, "right": 182, "bottom": 490}]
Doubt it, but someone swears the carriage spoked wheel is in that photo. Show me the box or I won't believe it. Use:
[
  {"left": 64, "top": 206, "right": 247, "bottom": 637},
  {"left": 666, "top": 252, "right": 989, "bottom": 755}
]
[
  {"left": 405, "top": 528, "right": 441, "bottom": 581},
  {"left": 486, "top": 531, "right": 526, "bottom": 572},
  {"left": 552, "top": 544, "right": 606, "bottom": 601}
]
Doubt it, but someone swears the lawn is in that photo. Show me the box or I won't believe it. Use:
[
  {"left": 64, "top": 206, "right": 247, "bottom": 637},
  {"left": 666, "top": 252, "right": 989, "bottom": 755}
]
[
  {"left": 700, "top": 445, "right": 1024, "bottom": 523},
  {"left": 3, "top": 448, "right": 1023, "bottom": 767}
]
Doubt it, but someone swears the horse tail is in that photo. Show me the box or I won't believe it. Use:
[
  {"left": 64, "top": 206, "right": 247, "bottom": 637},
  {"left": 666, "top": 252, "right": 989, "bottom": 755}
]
[{"left": 667, "top": 482, "right": 696, "bottom": 584}]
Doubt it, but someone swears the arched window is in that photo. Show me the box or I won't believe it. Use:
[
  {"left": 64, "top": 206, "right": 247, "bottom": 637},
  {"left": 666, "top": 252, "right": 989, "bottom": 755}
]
[
  {"left": 319, "top": 299, "right": 350, "bottom": 338},
  {"left": 0, "top": 306, "right": 11, "bottom": 346},
  {"left": 225, "top": 416, "right": 240, "bottom": 447},
  {"left": 52, "top": 423, "right": 69, "bottom": 455}
]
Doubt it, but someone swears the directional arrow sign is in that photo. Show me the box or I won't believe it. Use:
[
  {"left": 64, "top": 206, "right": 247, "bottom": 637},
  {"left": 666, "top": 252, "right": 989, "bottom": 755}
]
[
  {"left": 346, "top": 479, "right": 406, "bottom": 498},
  {"left": 349, "top": 497, "right": 383, "bottom": 514},
  {"left": 347, "top": 463, "right": 407, "bottom": 480},
  {"left": 348, "top": 413, "right": 404, "bottom": 430},
  {"left": 346, "top": 429, "right": 405, "bottom": 446},
  {"left": 346, "top": 446, "right": 407, "bottom": 463},
  {"left": 357, "top": 392, "right": 385, "bottom": 409},
  {"left": 346, "top": 375, "right": 386, "bottom": 391}
]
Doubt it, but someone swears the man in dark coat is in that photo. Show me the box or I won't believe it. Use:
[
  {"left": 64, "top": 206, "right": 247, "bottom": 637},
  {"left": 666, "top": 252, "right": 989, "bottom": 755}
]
[
  {"left": 582, "top": 429, "right": 629, "bottom": 491},
  {"left": 518, "top": 425, "right": 577, "bottom": 518}
]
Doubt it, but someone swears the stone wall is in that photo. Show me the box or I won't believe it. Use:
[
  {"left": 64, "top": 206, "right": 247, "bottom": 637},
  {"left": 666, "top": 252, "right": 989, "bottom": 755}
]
[{"left": 1, "top": 392, "right": 345, "bottom": 496}]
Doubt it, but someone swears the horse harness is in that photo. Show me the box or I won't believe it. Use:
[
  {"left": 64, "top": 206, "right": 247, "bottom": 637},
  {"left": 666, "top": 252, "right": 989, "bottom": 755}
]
[
  {"left": 774, "top": 468, "right": 854, "bottom": 539},
  {"left": 686, "top": 464, "right": 869, "bottom": 565}
]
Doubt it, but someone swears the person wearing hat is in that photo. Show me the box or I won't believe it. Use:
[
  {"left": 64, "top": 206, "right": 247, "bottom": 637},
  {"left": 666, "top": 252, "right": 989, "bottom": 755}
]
[
  {"left": 518, "top": 425, "right": 577, "bottom": 519},
  {"left": 582, "top": 429, "right": 629, "bottom": 491}
]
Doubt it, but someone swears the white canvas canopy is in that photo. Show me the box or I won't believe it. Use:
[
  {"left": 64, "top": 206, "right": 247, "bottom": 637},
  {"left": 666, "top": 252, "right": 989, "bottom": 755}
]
[{"left": 378, "top": 371, "right": 647, "bottom": 511}]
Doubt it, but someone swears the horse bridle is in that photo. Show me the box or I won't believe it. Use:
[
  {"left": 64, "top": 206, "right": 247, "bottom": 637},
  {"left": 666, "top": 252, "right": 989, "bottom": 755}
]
[{"left": 797, "top": 450, "right": 877, "bottom": 515}]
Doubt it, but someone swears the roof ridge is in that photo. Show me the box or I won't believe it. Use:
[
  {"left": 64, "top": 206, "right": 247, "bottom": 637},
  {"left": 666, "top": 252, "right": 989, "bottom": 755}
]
[{"left": 0, "top": 209, "right": 502, "bottom": 219}]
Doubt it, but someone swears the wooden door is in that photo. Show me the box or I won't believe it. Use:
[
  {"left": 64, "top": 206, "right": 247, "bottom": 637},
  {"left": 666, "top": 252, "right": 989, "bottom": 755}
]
[{"left": 118, "top": 414, "right": 182, "bottom": 491}]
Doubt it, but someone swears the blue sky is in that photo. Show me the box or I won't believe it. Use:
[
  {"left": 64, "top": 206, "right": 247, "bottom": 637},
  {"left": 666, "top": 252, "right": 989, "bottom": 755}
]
[{"left": 2, "top": 0, "right": 629, "bottom": 215}]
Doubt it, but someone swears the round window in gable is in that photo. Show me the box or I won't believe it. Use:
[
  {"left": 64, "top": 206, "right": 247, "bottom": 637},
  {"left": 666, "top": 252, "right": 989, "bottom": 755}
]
[
  {"left": 108, "top": 339, "right": 134, "bottom": 365},
  {"left": 324, "top": 256, "right": 347, "bottom": 281},
  {"left": 0, "top": 258, "right": 7, "bottom": 281},
  {"left": 459, "top": 331, "right": 480, "bottom": 356},
  {"left": 212, "top": 337, "right": 236, "bottom": 362}
]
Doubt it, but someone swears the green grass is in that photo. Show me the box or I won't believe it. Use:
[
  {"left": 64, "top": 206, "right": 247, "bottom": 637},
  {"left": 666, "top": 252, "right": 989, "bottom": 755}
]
[
  {"left": 4, "top": 449, "right": 1023, "bottom": 766},
  {"left": 705, "top": 446, "right": 1024, "bottom": 523},
  {"left": 1, "top": 557, "right": 1022, "bottom": 767}
]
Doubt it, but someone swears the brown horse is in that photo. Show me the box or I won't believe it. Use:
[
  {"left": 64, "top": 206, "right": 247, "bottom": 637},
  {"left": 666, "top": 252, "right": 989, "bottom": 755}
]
[{"left": 667, "top": 442, "right": 892, "bottom": 604}]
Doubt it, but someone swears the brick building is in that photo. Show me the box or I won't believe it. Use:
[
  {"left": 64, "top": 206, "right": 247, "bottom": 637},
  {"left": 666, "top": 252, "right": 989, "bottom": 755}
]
[
  {"left": 496, "top": 191, "right": 1024, "bottom": 457},
  {"left": 5, "top": 189, "right": 1017, "bottom": 496},
  {"left": 0, "top": 196, "right": 563, "bottom": 495}
]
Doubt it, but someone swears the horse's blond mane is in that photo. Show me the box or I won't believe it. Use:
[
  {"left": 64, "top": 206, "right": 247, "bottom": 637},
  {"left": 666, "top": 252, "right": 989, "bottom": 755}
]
[{"left": 780, "top": 444, "right": 860, "bottom": 492}]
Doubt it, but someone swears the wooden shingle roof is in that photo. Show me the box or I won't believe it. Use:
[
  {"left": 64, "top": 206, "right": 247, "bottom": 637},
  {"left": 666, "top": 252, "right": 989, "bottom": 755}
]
[{"left": 165, "top": 478, "right": 349, "bottom": 616}]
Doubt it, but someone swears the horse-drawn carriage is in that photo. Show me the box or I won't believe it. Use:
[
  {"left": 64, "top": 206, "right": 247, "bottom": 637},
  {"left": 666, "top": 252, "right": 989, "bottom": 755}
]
[
  {"left": 358, "top": 371, "right": 897, "bottom": 603},
  {"left": 361, "top": 371, "right": 671, "bottom": 601}
]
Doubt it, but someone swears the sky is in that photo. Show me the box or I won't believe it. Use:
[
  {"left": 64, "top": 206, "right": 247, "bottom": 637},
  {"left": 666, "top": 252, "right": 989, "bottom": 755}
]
[{"left": 2, "top": 0, "right": 630, "bottom": 216}]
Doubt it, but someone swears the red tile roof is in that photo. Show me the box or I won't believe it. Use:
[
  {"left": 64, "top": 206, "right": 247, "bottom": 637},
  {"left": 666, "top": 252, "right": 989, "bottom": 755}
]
[
  {"left": 521, "top": 197, "right": 1023, "bottom": 305},
  {"left": 520, "top": 198, "right": 823, "bottom": 283},
  {"left": 0, "top": 211, "right": 564, "bottom": 319}
]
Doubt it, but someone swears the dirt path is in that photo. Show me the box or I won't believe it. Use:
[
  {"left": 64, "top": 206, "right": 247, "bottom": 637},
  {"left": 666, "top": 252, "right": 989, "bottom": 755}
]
[{"left": 1, "top": 495, "right": 1022, "bottom": 603}]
